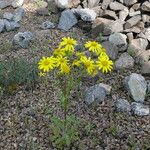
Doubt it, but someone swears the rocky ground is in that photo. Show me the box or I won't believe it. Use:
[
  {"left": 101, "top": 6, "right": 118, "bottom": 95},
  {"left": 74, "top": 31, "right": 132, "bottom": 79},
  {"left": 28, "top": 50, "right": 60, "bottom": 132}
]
[{"left": 0, "top": 0, "right": 150, "bottom": 150}]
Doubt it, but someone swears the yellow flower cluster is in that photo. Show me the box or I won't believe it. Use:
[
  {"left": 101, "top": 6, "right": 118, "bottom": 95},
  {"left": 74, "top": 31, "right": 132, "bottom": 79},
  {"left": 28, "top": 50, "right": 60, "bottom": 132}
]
[{"left": 38, "top": 37, "right": 113, "bottom": 77}]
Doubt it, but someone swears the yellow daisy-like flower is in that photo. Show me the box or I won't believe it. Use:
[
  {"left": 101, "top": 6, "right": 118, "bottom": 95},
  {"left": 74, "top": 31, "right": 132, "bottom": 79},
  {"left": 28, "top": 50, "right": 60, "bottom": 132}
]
[
  {"left": 59, "top": 37, "right": 77, "bottom": 52},
  {"left": 86, "top": 65, "right": 98, "bottom": 76},
  {"left": 99, "top": 52, "right": 109, "bottom": 59},
  {"left": 38, "top": 56, "right": 56, "bottom": 72},
  {"left": 72, "top": 60, "right": 81, "bottom": 67},
  {"left": 96, "top": 57, "right": 113, "bottom": 73},
  {"left": 60, "top": 63, "right": 70, "bottom": 74},
  {"left": 80, "top": 56, "right": 94, "bottom": 68},
  {"left": 85, "top": 41, "right": 103, "bottom": 55},
  {"left": 53, "top": 48, "right": 65, "bottom": 56},
  {"left": 55, "top": 55, "right": 69, "bottom": 67}
]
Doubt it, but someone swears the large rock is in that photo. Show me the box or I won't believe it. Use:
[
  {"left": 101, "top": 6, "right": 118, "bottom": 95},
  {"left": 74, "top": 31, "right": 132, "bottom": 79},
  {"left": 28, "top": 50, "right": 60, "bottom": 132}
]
[
  {"left": 73, "top": 8, "right": 97, "bottom": 21},
  {"left": 115, "top": 52, "right": 134, "bottom": 69},
  {"left": 124, "top": 15, "right": 141, "bottom": 29},
  {"left": 12, "top": 32, "right": 33, "bottom": 48},
  {"left": 58, "top": 9, "right": 77, "bottom": 31},
  {"left": 55, "top": 0, "right": 80, "bottom": 9},
  {"left": 141, "top": 1, "right": 150, "bottom": 12},
  {"left": 0, "top": 19, "right": 5, "bottom": 33},
  {"left": 101, "top": 41, "right": 119, "bottom": 60},
  {"left": 131, "top": 102, "right": 149, "bottom": 116},
  {"left": 85, "top": 84, "right": 106, "bottom": 105},
  {"left": 125, "top": 73, "right": 147, "bottom": 103},
  {"left": 13, "top": 7, "right": 25, "bottom": 22},
  {"left": 12, "top": 0, "right": 24, "bottom": 8},
  {"left": 0, "top": 0, "right": 11, "bottom": 9},
  {"left": 109, "top": 1, "right": 126, "bottom": 10},
  {"left": 115, "top": 99, "right": 131, "bottom": 114},
  {"left": 109, "top": 33, "right": 127, "bottom": 51},
  {"left": 127, "top": 38, "right": 148, "bottom": 57}
]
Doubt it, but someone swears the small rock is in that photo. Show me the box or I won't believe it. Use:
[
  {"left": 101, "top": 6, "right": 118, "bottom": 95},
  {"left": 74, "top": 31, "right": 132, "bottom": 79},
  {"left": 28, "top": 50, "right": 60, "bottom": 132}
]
[
  {"left": 85, "top": 84, "right": 106, "bottom": 105},
  {"left": 101, "top": 41, "right": 119, "bottom": 60},
  {"left": 142, "top": 14, "right": 150, "bottom": 23},
  {"left": 124, "top": 15, "right": 141, "bottom": 29},
  {"left": 125, "top": 73, "right": 147, "bottom": 103},
  {"left": 41, "top": 21, "right": 55, "bottom": 29},
  {"left": 141, "top": 1, "right": 150, "bottom": 12},
  {"left": 0, "top": 19, "right": 5, "bottom": 33},
  {"left": 88, "top": 0, "right": 100, "bottom": 8},
  {"left": 4, "top": 19, "right": 20, "bottom": 31},
  {"left": 144, "top": 27, "right": 150, "bottom": 41},
  {"left": 37, "top": 8, "right": 50, "bottom": 16},
  {"left": 131, "top": 102, "right": 149, "bottom": 116},
  {"left": 0, "top": 0, "right": 11, "bottom": 9},
  {"left": 126, "top": 32, "right": 134, "bottom": 43},
  {"left": 109, "top": 33, "right": 127, "bottom": 51},
  {"left": 12, "top": 0, "right": 24, "bottom": 8},
  {"left": 58, "top": 9, "right": 77, "bottom": 31},
  {"left": 98, "top": 83, "right": 112, "bottom": 95},
  {"left": 13, "top": 31, "right": 33, "bottom": 48},
  {"left": 141, "top": 62, "right": 150, "bottom": 75},
  {"left": 13, "top": 7, "right": 25, "bottom": 22},
  {"left": 115, "top": 99, "right": 131, "bottom": 114},
  {"left": 109, "top": 1, "right": 126, "bottom": 11},
  {"left": 137, "top": 32, "right": 147, "bottom": 39},
  {"left": 3, "top": 12, "right": 14, "bottom": 20},
  {"left": 115, "top": 52, "right": 134, "bottom": 69},
  {"left": 129, "top": 11, "right": 140, "bottom": 17},
  {"left": 123, "top": 0, "right": 138, "bottom": 6},
  {"left": 103, "top": 10, "right": 118, "bottom": 20},
  {"left": 127, "top": 38, "right": 148, "bottom": 57},
  {"left": 119, "top": 8, "right": 129, "bottom": 21},
  {"left": 124, "top": 26, "right": 142, "bottom": 34},
  {"left": 73, "top": 8, "right": 97, "bottom": 21},
  {"left": 101, "top": 0, "right": 113, "bottom": 10},
  {"left": 132, "top": 3, "right": 140, "bottom": 10}
]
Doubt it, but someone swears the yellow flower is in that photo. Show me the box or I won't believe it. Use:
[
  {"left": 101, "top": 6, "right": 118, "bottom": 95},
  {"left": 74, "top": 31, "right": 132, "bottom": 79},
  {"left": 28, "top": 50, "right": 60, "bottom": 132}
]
[
  {"left": 38, "top": 56, "right": 56, "bottom": 72},
  {"left": 86, "top": 65, "right": 98, "bottom": 76},
  {"left": 85, "top": 41, "right": 103, "bottom": 55},
  {"left": 60, "top": 63, "right": 70, "bottom": 74},
  {"left": 72, "top": 60, "right": 81, "bottom": 67},
  {"left": 38, "top": 72, "right": 45, "bottom": 77},
  {"left": 55, "top": 56, "right": 69, "bottom": 67},
  {"left": 53, "top": 48, "right": 65, "bottom": 56},
  {"left": 59, "top": 37, "right": 77, "bottom": 52},
  {"left": 99, "top": 52, "right": 109, "bottom": 59},
  {"left": 75, "top": 52, "right": 85, "bottom": 58},
  {"left": 96, "top": 57, "right": 113, "bottom": 73},
  {"left": 80, "top": 56, "right": 94, "bottom": 68}
]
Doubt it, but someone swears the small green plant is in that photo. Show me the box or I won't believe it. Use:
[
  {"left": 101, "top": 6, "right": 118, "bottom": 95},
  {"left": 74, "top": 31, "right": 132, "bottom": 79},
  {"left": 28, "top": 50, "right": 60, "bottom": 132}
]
[
  {"left": 107, "top": 125, "right": 118, "bottom": 137},
  {"left": 0, "top": 58, "right": 38, "bottom": 92}
]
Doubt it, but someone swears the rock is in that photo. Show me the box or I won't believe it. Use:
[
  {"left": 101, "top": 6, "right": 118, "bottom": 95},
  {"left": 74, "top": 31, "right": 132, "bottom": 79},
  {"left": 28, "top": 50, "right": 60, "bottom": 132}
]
[
  {"left": 141, "top": 1, "right": 150, "bottom": 12},
  {"left": 124, "top": 15, "right": 141, "bottom": 29},
  {"left": 48, "top": 1, "right": 58, "bottom": 13},
  {"left": 102, "top": 10, "right": 118, "bottom": 20},
  {"left": 41, "top": 21, "right": 55, "bottom": 29},
  {"left": 124, "top": 26, "right": 142, "bottom": 34},
  {"left": 148, "top": 81, "right": 150, "bottom": 93},
  {"left": 98, "top": 83, "right": 112, "bottom": 95},
  {"left": 101, "top": 41, "right": 119, "bottom": 60},
  {"left": 88, "top": 0, "right": 100, "bottom": 8},
  {"left": 4, "top": 19, "right": 20, "bottom": 31},
  {"left": 115, "top": 52, "right": 134, "bottom": 69},
  {"left": 131, "top": 102, "right": 149, "bottom": 116},
  {"left": 73, "top": 8, "right": 97, "bottom": 21},
  {"left": 141, "top": 62, "right": 150, "bottom": 75},
  {"left": 13, "top": 31, "right": 33, "bottom": 48},
  {"left": 125, "top": 73, "right": 147, "bottom": 103},
  {"left": 109, "top": 33, "right": 127, "bottom": 51},
  {"left": 13, "top": 7, "right": 25, "bottom": 22},
  {"left": 55, "top": 0, "right": 80, "bottom": 9},
  {"left": 142, "top": 14, "right": 150, "bottom": 23},
  {"left": 127, "top": 38, "right": 148, "bottom": 57},
  {"left": 0, "top": 0, "right": 11, "bottom": 9},
  {"left": 132, "top": 3, "right": 140, "bottom": 10},
  {"left": 109, "top": 1, "right": 126, "bottom": 11},
  {"left": 144, "top": 27, "right": 150, "bottom": 41},
  {"left": 92, "top": 6, "right": 103, "bottom": 17},
  {"left": 3, "top": 12, "right": 14, "bottom": 20},
  {"left": 0, "top": 19, "right": 5, "bottom": 33},
  {"left": 123, "top": 0, "right": 138, "bottom": 6},
  {"left": 127, "top": 32, "right": 134, "bottom": 43},
  {"left": 12, "top": 0, "right": 24, "bottom": 8},
  {"left": 137, "top": 32, "right": 147, "bottom": 39},
  {"left": 35, "top": 0, "right": 48, "bottom": 9},
  {"left": 119, "top": 8, "right": 129, "bottom": 21},
  {"left": 85, "top": 84, "right": 106, "bottom": 105},
  {"left": 129, "top": 11, "right": 140, "bottom": 17},
  {"left": 115, "top": 99, "right": 131, "bottom": 114},
  {"left": 58, "top": 9, "right": 77, "bottom": 31},
  {"left": 101, "top": 0, "right": 113, "bottom": 10}
]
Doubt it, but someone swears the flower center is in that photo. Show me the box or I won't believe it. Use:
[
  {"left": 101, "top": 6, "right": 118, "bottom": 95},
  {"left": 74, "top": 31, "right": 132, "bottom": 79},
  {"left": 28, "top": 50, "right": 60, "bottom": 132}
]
[
  {"left": 43, "top": 60, "right": 50, "bottom": 66},
  {"left": 67, "top": 40, "right": 73, "bottom": 45},
  {"left": 101, "top": 60, "right": 108, "bottom": 66}
]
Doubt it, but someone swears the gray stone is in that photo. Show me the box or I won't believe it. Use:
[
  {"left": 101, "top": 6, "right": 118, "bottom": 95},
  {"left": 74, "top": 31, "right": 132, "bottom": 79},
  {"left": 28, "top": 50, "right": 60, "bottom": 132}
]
[
  {"left": 144, "top": 27, "right": 150, "bottom": 41},
  {"left": 85, "top": 84, "right": 106, "bottom": 105},
  {"left": 129, "top": 11, "right": 140, "bottom": 17},
  {"left": 13, "top": 31, "right": 33, "bottom": 48},
  {"left": 101, "top": 41, "right": 119, "bottom": 60},
  {"left": 73, "top": 8, "right": 97, "bottom": 21},
  {"left": 132, "top": 3, "right": 140, "bottom": 10},
  {"left": 141, "top": 1, "right": 150, "bottom": 12},
  {"left": 0, "top": 19, "right": 5, "bottom": 33},
  {"left": 127, "top": 38, "right": 148, "bottom": 57},
  {"left": 98, "top": 83, "right": 112, "bottom": 95},
  {"left": 124, "top": 26, "right": 142, "bottom": 34},
  {"left": 141, "top": 62, "right": 150, "bottom": 75},
  {"left": 12, "top": 0, "right": 24, "bottom": 8},
  {"left": 131, "top": 102, "right": 149, "bottom": 116},
  {"left": 41, "top": 21, "right": 55, "bottom": 29},
  {"left": 109, "top": 1, "right": 126, "bottom": 11},
  {"left": 103, "top": 10, "right": 118, "bottom": 20},
  {"left": 127, "top": 32, "right": 133, "bottom": 43},
  {"left": 3, "top": 12, "right": 14, "bottom": 20},
  {"left": 142, "top": 14, "right": 150, "bottom": 23},
  {"left": 13, "top": 7, "right": 25, "bottom": 22},
  {"left": 88, "top": 0, "right": 100, "bottom": 8},
  {"left": 115, "top": 52, "right": 134, "bottom": 69},
  {"left": 0, "top": 0, "right": 11, "bottom": 9},
  {"left": 58, "top": 9, "right": 77, "bottom": 31},
  {"left": 123, "top": 0, "right": 138, "bottom": 6},
  {"left": 124, "top": 15, "right": 141, "bottom": 29},
  {"left": 4, "top": 19, "right": 20, "bottom": 31},
  {"left": 119, "top": 8, "right": 129, "bottom": 21},
  {"left": 125, "top": 73, "right": 147, "bottom": 103},
  {"left": 137, "top": 32, "right": 147, "bottom": 39},
  {"left": 109, "top": 33, "right": 127, "bottom": 51},
  {"left": 101, "top": 0, "right": 113, "bottom": 9},
  {"left": 115, "top": 99, "right": 131, "bottom": 113}
]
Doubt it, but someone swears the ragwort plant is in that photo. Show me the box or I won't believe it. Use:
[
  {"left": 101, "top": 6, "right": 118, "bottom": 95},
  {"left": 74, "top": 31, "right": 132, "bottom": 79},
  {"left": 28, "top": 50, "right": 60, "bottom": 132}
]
[{"left": 38, "top": 37, "right": 113, "bottom": 149}]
